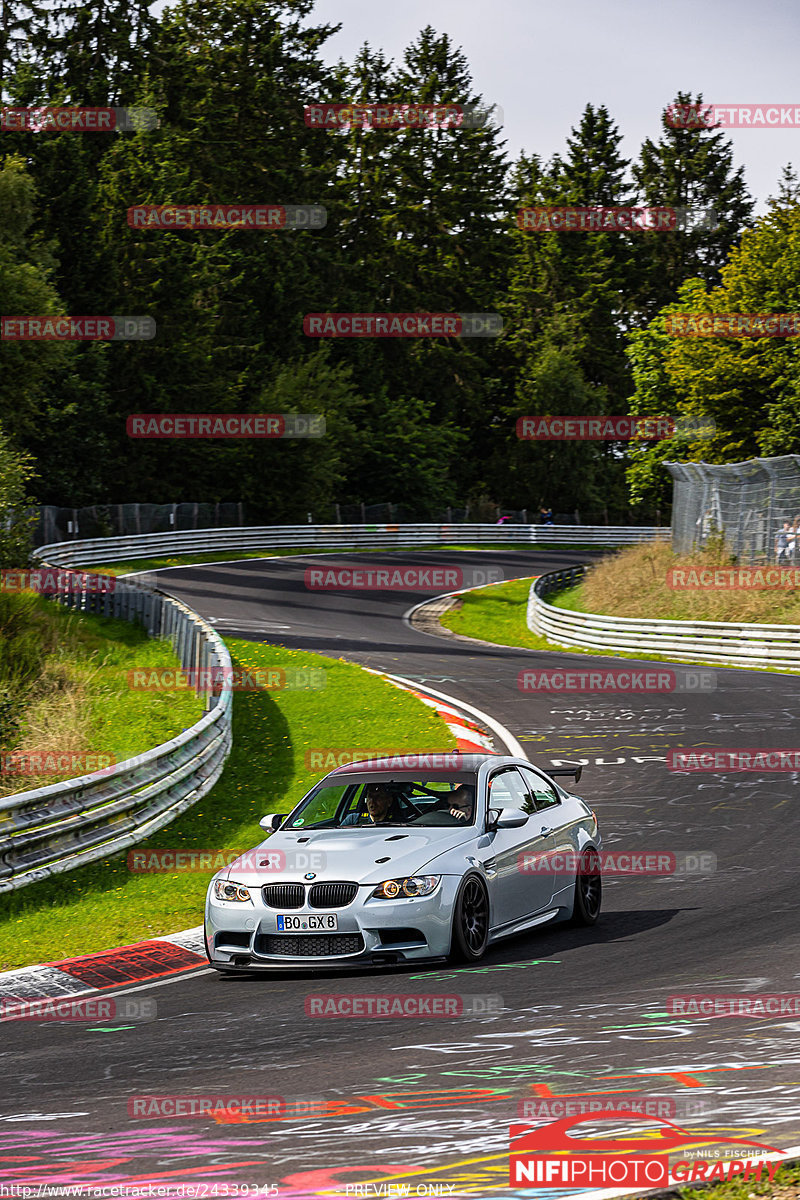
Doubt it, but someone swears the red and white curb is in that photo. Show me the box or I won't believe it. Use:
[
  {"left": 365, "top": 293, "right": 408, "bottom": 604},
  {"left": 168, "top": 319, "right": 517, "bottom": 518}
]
[
  {"left": 0, "top": 927, "right": 207, "bottom": 1003},
  {"left": 384, "top": 672, "right": 527, "bottom": 760},
  {"left": 0, "top": 683, "right": 521, "bottom": 1002},
  {"left": 370, "top": 670, "right": 496, "bottom": 752}
]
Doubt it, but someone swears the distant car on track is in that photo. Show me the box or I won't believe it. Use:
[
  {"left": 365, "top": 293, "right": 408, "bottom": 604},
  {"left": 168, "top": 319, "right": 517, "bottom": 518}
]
[{"left": 204, "top": 752, "right": 601, "bottom": 973}]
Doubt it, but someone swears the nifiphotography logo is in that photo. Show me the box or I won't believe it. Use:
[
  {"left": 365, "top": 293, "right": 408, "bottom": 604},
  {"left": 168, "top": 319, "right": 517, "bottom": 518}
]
[{"left": 509, "top": 1112, "right": 782, "bottom": 1188}]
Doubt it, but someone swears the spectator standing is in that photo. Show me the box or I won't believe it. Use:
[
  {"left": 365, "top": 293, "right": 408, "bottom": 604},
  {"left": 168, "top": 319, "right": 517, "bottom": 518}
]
[{"left": 775, "top": 520, "right": 792, "bottom": 563}]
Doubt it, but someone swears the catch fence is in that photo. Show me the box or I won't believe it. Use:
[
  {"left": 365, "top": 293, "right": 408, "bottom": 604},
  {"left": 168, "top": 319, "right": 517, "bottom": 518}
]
[{"left": 666, "top": 456, "right": 800, "bottom": 566}]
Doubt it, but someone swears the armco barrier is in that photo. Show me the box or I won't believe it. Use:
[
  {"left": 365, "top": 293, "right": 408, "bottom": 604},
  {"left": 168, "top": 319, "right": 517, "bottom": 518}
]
[
  {"left": 34, "top": 523, "right": 669, "bottom": 567},
  {"left": 528, "top": 566, "right": 800, "bottom": 671},
  {"left": 0, "top": 576, "right": 232, "bottom": 892}
]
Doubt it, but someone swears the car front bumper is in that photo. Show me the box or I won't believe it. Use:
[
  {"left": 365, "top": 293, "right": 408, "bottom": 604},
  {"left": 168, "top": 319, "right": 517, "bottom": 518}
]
[{"left": 204, "top": 876, "right": 462, "bottom": 970}]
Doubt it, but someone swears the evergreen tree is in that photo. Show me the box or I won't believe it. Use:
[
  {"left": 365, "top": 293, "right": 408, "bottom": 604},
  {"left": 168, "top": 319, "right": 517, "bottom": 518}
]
[
  {"left": 767, "top": 163, "right": 800, "bottom": 210},
  {"left": 0, "top": 0, "right": 47, "bottom": 102},
  {"left": 633, "top": 91, "right": 754, "bottom": 316},
  {"left": 499, "top": 106, "right": 638, "bottom": 519},
  {"left": 0, "top": 155, "right": 74, "bottom": 444}
]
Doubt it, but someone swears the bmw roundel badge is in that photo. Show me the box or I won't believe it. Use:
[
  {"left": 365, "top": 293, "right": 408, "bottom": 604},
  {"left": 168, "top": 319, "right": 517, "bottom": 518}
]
[{"left": 304, "top": 872, "right": 316, "bottom": 880}]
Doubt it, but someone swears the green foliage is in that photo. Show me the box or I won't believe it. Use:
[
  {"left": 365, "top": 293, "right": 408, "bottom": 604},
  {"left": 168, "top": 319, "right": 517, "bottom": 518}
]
[
  {"left": 0, "top": 7, "right": 772, "bottom": 520},
  {"left": 0, "top": 591, "right": 47, "bottom": 741},
  {"left": 627, "top": 202, "right": 800, "bottom": 509}
]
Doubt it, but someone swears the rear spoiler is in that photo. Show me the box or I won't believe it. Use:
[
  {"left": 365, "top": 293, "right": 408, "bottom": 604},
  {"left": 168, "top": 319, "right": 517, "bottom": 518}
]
[{"left": 546, "top": 766, "right": 583, "bottom": 784}]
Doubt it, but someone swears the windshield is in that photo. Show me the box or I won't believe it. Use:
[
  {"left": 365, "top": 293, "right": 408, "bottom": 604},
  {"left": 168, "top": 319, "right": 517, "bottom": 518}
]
[{"left": 284, "top": 776, "right": 479, "bottom": 829}]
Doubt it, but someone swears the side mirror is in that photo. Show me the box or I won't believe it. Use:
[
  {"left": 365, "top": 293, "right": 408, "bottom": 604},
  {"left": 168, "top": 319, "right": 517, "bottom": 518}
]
[
  {"left": 259, "top": 813, "right": 287, "bottom": 832},
  {"left": 494, "top": 807, "right": 529, "bottom": 829},
  {"left": 485, "top": 807, "right": 501, "bottom": 832}
]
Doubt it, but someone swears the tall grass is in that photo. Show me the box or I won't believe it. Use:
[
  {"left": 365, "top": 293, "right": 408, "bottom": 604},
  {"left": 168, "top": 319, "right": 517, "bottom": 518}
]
[
  {"left": 581, "top": 543, "right": 800, "bottom": 624},
  {"left": 0, "top": 592, "right": 202, "bottom": 795}
]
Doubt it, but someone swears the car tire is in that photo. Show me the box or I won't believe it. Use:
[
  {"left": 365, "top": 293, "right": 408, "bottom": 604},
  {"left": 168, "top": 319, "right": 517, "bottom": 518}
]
[
  {"left": 449, "top": 874, "right": 490, "bottom": 963},
  {"left": 571, "top": 846, "right": 601, "bottom": 925}
]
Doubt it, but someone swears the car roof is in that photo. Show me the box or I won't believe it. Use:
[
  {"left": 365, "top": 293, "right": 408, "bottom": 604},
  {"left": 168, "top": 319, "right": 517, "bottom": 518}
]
[{"left": 327, "top": 751, "right": 503, "bottom": 777}]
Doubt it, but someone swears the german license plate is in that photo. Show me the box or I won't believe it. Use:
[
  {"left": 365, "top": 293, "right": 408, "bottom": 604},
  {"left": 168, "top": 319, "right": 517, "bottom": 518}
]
[{"left": 276, "top": 913, "right": 338, "bottom": 932}]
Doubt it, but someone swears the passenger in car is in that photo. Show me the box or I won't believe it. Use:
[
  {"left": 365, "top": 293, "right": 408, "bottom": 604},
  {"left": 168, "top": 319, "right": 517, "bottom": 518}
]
[{"left": 441, "top": 784, "right": 474, "bottom": 821}]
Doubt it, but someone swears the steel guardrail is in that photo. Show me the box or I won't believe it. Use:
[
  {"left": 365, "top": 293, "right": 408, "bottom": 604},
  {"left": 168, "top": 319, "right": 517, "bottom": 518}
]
[
  {"left": 0, "top": 575, "right": 233, "bottom": 892},
  {"left": 34, "top": 523, "right": 670, "bottom": 567},
  {"left": 527, "top": 567, "right": 800, "bottom": 671}
]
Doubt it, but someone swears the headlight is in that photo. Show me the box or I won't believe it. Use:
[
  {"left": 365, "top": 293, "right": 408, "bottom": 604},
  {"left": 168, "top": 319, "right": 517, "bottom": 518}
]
[
  {"left": 371, "top": 875, "right": 441, "bottom": 899},
  {"left": 213, "top": 879, "right": 252, "bottom": 902}
]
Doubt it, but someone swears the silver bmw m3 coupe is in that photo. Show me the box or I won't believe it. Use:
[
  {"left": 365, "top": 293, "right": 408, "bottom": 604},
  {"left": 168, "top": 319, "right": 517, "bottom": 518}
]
[{"left": 204, "top": 751, "right": 601, "bottom": 973}]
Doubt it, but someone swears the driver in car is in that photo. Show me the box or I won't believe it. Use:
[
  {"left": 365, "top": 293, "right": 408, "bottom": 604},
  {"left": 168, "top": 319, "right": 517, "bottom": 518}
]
[{"left": 343, "top": 783, "right": 404, "bottom": 825}]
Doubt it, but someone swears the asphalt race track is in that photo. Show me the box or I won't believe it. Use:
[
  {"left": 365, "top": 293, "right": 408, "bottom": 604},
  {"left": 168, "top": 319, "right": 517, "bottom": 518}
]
[{"left": 5, "top": 549, "right": 800, "bottom": 1198}]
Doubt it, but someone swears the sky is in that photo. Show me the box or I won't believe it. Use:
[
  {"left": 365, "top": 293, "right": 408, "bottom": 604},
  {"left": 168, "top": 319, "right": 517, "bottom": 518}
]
[{"left": 302, "top": 0, "right": 800, "bottom": 213}]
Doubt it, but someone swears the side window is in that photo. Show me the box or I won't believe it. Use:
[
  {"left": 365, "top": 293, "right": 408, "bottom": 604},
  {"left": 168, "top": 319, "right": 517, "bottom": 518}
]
[
  {"left": 487, "top": 767, "right": 531, "bottom": 814},
  {"left": 519, "top": 766, "right": 561, "bottom": 812}
]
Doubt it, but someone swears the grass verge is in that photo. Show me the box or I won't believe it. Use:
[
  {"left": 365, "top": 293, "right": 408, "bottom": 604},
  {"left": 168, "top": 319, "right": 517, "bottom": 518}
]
[
  {"left": 439, "top": 577, "right": 554, "bottom": 652},
  {"left": 438, "top": 577, "right": 659, "bottom": 660},
  {"left": 0, "top": 594, "right": 202, "bottom": 796},
  {"left": 0, "top": 639, "right": 455, "bottom": 970}
]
